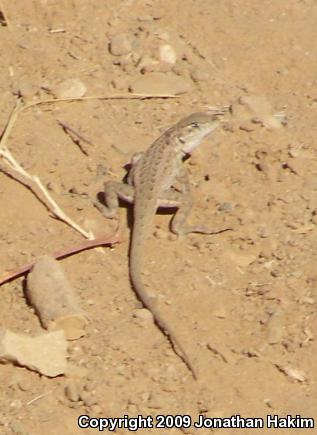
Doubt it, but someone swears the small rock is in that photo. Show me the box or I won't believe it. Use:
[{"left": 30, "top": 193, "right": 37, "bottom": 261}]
[
  {"left": 151, "top": 9, "right": 163, "bottom": 20},
  {"left": 137, "top": 55, "right": 159, "bottom": 72},
  {"left": 0, "top": 329, "right": 67, "bottom": 377},
  {"left": 159, "top": 44, "right": 177, "bottom": 64},
  {"left": 227, "top": 248, "right": 260, "bottom": 267},
  {"left": 84, "top": 379, "right": 98, "bottom": 392},
  {"left": 66, "top": 364, "right": 89, "bottom": 379},
  {"left": 130, "top": 72, "right": 191, "bottom": 95},
  {"left": 108, "top": 17, "right": 121, "bottom": 27},
  {"left": 231, "top": 95, "right": 285, "bottom": 130},
  {"left": 133, "top": 308, "right": 154, "bottom": 322},
  {"left": 80, "top": 391, "right": 98, "bottom": 407},
  {"left": 137, "top": 15, "right": 154, "bottom": 22},
  {"left": 111, "top": 77, "right": 128, "bottom": 90},
  {"left": 19, "top": 81, "right": 36, "bottom": 99},
  {"left": 46, "top": 181, "right": 61, "bottom": 194},
  {"left": 218, "top": 202, "right": 234, "bottom": 212},
  {"left": 17, "top": 378, "right": 33, "bottom": 392},
  {"left": 266, "top": 310, "right": 284, "bottom": 344},
  {"left": 65, "top": 379, "right": 80, "bottom": 402},
  {"left": 285, "top": 157, "right": 307, "bottom": 176},
  {"left": 147, "top": 393, "right": 164, "bottom": 409},
  {"left": 154, "top": 228, "right": 168, "bottom": 240},
  {"left": 275, "top": 363, "right": 307, "bottom": 382},
  {"left": 302, "top": 296, "right": 315, "bottom": 305},
  {"left": 10, "top": 420, "right": 27, "bottom": 435},
  {"left": 156, "top": 31, "right": 170, "bottom": 41},
  {"left": 52, "top": 78, "right": 87, "bottom": 99},
  {"left": 109, "top": 33, "right": 134, "bottom": 56},
  {"left": 90, "top": 404, "right": 102, "bottom": 415},
  {"left": 140, "top": 61, "right": 171, "bottom": 74},
  {"left": 167, "top": 233, "right": 178, "bottom": 242},
  {"left": 190, "top": 68, "right": 209, "bottom": 83},
  {"left": 212, "top": 307, "right": 227, "bottom": 319}
]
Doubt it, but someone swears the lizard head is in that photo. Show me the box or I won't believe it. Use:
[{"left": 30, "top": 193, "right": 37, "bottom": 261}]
[{"left": 174, "top": 112, "right": 221, "bottom": 156}]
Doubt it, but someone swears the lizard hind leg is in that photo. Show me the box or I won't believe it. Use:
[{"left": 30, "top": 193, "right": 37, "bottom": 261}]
[
  {"left": 159, "top": 189, "right": 230, "bottom": 236},
  {"left": 94, "top": 181, "right": 135, "bottom": 219},
  {"left": 159, "top": 164, "right": 228, "bottom": 236},
  {"left": 171, "top": 195, "right": 232, "bottom": 236},
  {"left": 170, "top": 191, "right": 214, "bottom": 235}
]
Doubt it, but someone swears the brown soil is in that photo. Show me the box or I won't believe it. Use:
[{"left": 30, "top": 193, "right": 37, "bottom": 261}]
[{"left": 0, "top": 1, "right": 316, "bottom": 434}]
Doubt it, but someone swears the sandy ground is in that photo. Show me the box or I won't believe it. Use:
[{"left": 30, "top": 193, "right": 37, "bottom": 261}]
[{"left": 0, "top": 1, "right": 317, "bottom": 434}]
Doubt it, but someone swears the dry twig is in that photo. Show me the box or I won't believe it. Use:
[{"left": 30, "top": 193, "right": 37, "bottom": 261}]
[
  {"left": 0, "top": 93, "right": 176, "bottom": 280},
  {"left": 0, "top": 93, "right": 176, "bottom": 237},
  {"left": 0, "top": 231, "right": 121, "bottom": 286},
  {"left": 0, "top": 0, "right": 10, "bottom": 30},
  {"left": 57, "top": 120, "right": 92, "bottom": 155}
]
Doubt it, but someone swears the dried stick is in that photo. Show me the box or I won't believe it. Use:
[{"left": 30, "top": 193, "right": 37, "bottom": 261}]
[
  {"left": 0, "top": 0, "right": 11, "bottom": 30},
  {"left": 0, "top": 157, "right": 94, "bottom": 239},
  {"left": 20, "top": 93, "right": 177, "bottom": 111},
  {"left": 0, "top": 94, "right": 177, "bottom": 238},
  {"left": 57, "top": 120, "right": 92, "bottom": 156},
  {"left": 0, "top": 232, "right": 121, "bottom": 286},
  {"left": 0, "top": 93, "right": 176, "bottom": 280}
]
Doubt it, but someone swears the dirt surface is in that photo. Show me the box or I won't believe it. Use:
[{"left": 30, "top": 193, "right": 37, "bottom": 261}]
[{"left": 1, "top": 1, "right": 317, "bottom": 434}]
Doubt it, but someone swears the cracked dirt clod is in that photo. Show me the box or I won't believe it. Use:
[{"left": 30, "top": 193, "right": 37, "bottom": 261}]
[
  {"left": 26, "top": 255, "right": 88, "bottom": 340},
  {"left": 52, "top": 78, "right": 87, "bottom": 99},
  {"left": 0, "top": 328, "right": 67, "bottom": 377}
]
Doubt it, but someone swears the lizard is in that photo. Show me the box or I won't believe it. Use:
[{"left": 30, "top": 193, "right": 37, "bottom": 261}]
[{"left": 95, "top": 111, "right": 224, "bottom": 379}]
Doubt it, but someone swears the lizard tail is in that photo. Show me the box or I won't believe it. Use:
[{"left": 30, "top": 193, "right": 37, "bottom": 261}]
[{"left": 129, "top": 236, "right": 197, "bottom": 379}]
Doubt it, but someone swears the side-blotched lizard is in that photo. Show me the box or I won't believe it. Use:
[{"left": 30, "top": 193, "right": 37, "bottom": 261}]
[{"left": 96, "top": 112, "right": 223, "bottom": 378}]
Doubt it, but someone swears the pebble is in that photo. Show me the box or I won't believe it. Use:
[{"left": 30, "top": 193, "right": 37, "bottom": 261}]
[
  {"left": 52, "top": 78, "right": 87, "bottom": 99},
  {"left": 153, "top": 227, "right": 168, "bottom": 240},
  {"left": 227, "top": 249, "right": 260, "bottom": 267},
  {"left": 190, "top": 68, "right": 209, "bottom": 83},
  {"left": 266, "top": 310, "right": 284, "bottom": 344},
  {"left": 133, "top": 308, "right": 154, "bottom": 322},
  {"left": 218, "top": 202, "right": 234, "bottom": 212},
  {"left": 275, "top": 364, "right": 307, "bottom": 382},
  {"left": 130, "top": 72, "right": 191, "bottom": 95},
  {"left": 147, "top": 393, "right": 164, "bottom": 409},
  {"left": 17, "top": 378, "right": 32, "bottom": 392},
  {"left": 10, "top": 421, "right": 28, "bottom": 435},
  {"left": 233, "top": 95, "right": 284, "bottom": 130},
  {"left": 80, "top": 391, "right": 98, "bottom": 407},
  {"left": 108, "top": 17, "right": 121, "bottom": 27},
  {"left": 46, "top": 181, "right": 61, "bottom": 194},
  {"left": 212, "top": 307, "right": 227, "bottom": 319},
  {"left": 65, "top": 379, "right": 80, "bottom": 402},
  {"left": 90, "top": 404, "right": 102, "bottom": 415},
  {"left": 111, "top": 77, "right": 128, "bottom": 91},
  {"left": 18, "top": 81, "right": 36, "bottom": 99},
  {"left": 285, "top": 157, "right": 307, "bottom": 176},
  {"left": 159, "top": 44, "right": 177, "bottom": 64},
  {"left": 84, "top": 379, "right": 98, "bottom": 392},
  {"left": 302, "top": 296, "right": 315, "bottom": 305},
  {"left": 109, "top": 33, "right": 134, "bottom": 56},
  {"left": 140, "top": 61, "right": 171, "bottom": 74},
  {"left": 137, "top": 55, "right": 159, "bottom": 72},
  {"left": 156, "top": 31, "right": 170, "bottom": 41},
  {"left": 137, "top": 15, "right": 154, "bottom": 22}
]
